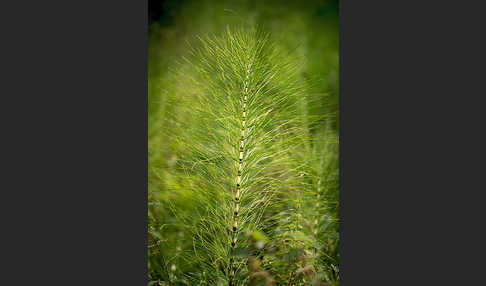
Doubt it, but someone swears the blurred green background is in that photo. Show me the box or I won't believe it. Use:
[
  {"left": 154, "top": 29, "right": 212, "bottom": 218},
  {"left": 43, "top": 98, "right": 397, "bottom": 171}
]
[
  {"left": 149, "top": 0, "right": 339, "bottom": 129},
  {"left": 148, "top": 1, "right": 339, "bottom": 284}
]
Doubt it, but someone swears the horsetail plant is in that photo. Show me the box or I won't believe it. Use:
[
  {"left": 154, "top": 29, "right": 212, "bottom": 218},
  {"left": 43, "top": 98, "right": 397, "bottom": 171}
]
[
  {"left": 164, "top": 27, "right": 305, "bottom": 285},
  {"left": 273, "top": 124, "right": 339, "bottom": 285},
  {"left": 149, "top": 26, "right": 339, "bottom": 286}
]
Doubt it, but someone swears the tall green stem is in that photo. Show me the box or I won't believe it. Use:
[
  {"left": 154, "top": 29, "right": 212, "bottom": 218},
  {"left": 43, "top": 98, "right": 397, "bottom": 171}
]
[{"left": 229, "top": 51, "right": 253, "bottom": 286}]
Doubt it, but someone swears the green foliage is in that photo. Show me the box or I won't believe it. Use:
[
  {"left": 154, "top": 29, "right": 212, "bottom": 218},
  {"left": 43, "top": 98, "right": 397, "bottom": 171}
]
[{"left": 148, "top": 2, "right": 338, "bottom": 285}]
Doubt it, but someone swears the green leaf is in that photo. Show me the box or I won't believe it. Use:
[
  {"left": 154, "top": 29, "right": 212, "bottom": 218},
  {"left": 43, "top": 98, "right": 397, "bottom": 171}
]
[{"left": 251, "top": 231, "right": 269, "bottom": 242}]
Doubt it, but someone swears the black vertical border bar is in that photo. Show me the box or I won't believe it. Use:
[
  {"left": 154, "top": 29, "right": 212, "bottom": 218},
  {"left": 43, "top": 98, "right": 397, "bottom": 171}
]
[
  {"left": 339, "top": 0, "right": 486, "bottom": 284},
  {"left": 1, "top": 0, "right": 149, "bottom": 284}
]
